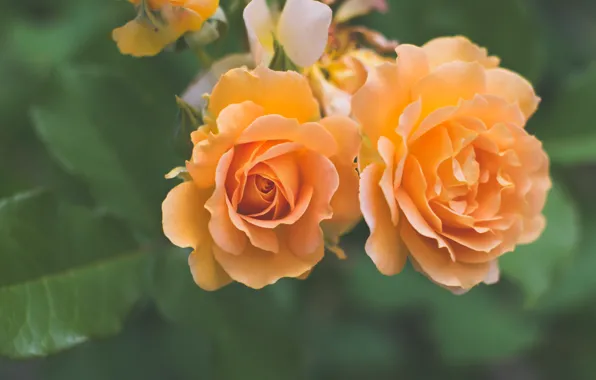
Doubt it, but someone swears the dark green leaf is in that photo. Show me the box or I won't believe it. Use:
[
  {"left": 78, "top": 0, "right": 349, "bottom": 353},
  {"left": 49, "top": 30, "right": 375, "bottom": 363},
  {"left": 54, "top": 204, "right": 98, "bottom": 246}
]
[
  {"left": 500, "top": 181, "right": 580, "bottom": 303},
  {"left": 32, "top": 67, "right": 179, "bottom": 235},
  {"left": 0, "top": 190, "right": 148, "bottom": 358},
  {"left": 539, "top": 65, "right": 596, "bottom": 164}
]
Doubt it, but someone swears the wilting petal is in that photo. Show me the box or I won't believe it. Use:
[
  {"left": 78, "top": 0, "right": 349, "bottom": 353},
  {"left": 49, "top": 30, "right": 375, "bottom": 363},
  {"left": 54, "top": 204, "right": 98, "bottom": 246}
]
[
  {"left": 209, "top": 67, "right": 320, "bottom": 122},
  {"left": 112, "top": 19, "right": 179, "bottom": 57},
  {"left": 213, "top": 238, "right": 324, "bottom": 289},
  {"left": 486, "top": 68, "right": 540, "bottom": 119},
  {"left": 189, "top": 242, "right": 233, "bottom": 291},
  {"left": 277, "top": 0, "right": 332, "bottom": 67},
  {"left": 360, "top": 164, "right": 407, "bottom": 275},
  {"left": 162, "top": 181, "right": 211, "bottom": 248}
]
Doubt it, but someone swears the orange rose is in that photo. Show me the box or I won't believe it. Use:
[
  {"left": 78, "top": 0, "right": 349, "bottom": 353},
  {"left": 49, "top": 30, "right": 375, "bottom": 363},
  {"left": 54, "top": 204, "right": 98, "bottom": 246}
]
[
  {"left": 353, "top": 36, "right": 551, "bottom": 291},
  {"left": 113, "top": 0, "right": 219, "bottom": 57},
  {"left": 162, "top": 67, "right": 361, "bottom": 290}
]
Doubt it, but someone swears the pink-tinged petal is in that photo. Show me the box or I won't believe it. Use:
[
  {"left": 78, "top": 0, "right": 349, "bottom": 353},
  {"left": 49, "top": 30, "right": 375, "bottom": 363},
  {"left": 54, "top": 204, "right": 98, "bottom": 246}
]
[
  {"left": 483, "top": 260, "right": 500, "bottom": 285},
  {"left": 204, "top": 150, "right": 248, "bottom": 255},
  {"left": 162, "top": 181, "right": 211, "bottom": 248},
  {"left": 213, "top": 238, "right": 324, "bottom": 289},
  {"left": 237, "top": 115, "right": 338, "bottom": 157},
  {"left": 518, "top": 214, "right": 546, "bottom": 244},
  {"left": 277, "top": 0, "right": 332, "bottom": 67},
  {"left": 189, "top": 243, "right": 233, "bottom": 291},
  {"left": 401, "top": 221, "right": 491, "bottom": 289},
  {"left": 360, "top": 164, "right": 407, "bottom": 275},
  {"left": 243, "top": 0, "right": 275, "bottom": 64},
  {"left": 485, "top": 68, "right": 540, "bottom": 119},
  {"left": 287, "top": 151, "right": 339, "bottom": 256}
]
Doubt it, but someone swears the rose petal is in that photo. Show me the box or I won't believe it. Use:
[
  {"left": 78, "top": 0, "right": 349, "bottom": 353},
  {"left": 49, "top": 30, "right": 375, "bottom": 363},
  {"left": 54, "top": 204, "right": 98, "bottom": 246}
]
[
  {"left": 209, "top": 67, "right": 320, "bottom": 122},
  {"left": 360, "top": 164, "right": 407, "bottom": 275},
  {"left": 243, "top": 0, "right": 275, "bottom": 64},
  {"left": 422, "top": 36, "right": 500, "bottom": 69},
  {"left": 205, "top": 149, "right": 248, "bottom": 255},
  {"left": 162, "top": 181, "right": 211, "bottom": 248},
  {"left": 334, "top": 0, "right": 388, "bottom": 23},
  {"left": 277, "top": 0, "right": 332, "bottom": 67},
  {"left": 485, "top": 68, "right": 540, "bottom": 119},
  {"left": 189, "top": 243, "right": 233, "bottom": 291},
  {"left": 213, "top": 238, "right": 324, "bottom": 289},
  {"left": 401, "top": 221, "right": 491, "bottom": 288},
  {"left": 287, "top": 151, "right": 339, "bottom": 256},
  {"left": 237, "top": 115, "right": 338, "bottom": 157}
]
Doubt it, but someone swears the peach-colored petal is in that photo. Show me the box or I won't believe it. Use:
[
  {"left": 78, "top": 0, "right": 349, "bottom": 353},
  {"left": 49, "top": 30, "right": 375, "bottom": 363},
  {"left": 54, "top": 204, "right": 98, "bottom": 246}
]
[
  {"left": 112, "top": 19, "right": 178, "bottom": 57},
  {"left": 187, "top": 102, "right": 264, "bottom": 188},
  {"left": 287, "top": 151, "right": 339, "bottom": 256},
  {"left": 321, "top": 162, "right": 360, "bottom": 244},
  {"left": 204, "top": 150, "right": 248, "bottom": 255},
  {"left": 208, "top": 67, "right": 320, "bottom": 123},
  {"left": 518, "top": 214, "right": 546, "bottom": 244},
  {"left": 242, "top": 185, "right": 314, "bottom": 229},
  {"left": 485, "top": 68, "right": 540, "bottom": 119},
  {"left": 360, "top": 164, "right": 407, "bottom": 275},
  {"left": 277, "top": 0, "right": 332, "bottom": 67},
  {"left": 318, "top": 115, "right": 361, "bottom": 162},
  {"left": 422, "top": 36, "right": 500, "bottom": 69},
  {"left": 189, "top": 243, "right": 233, "bottom": 291},
  {"left": 412, "top": 61, "right": 487, "bottom": 119},
  {"left": 212, "top": 238, "right": 324, "bottom": 289},
  {"left": 162, "top": 181, "right": 211, "bottom": 248},
  {"left": 308, "top": 66, "right": 352, "bottom": 116},
  {"left": 237, "top": 115, "right": 338, "bottom": 157},
  {"left": 401, "top": 221, "right": 491, "bottom": 288}
]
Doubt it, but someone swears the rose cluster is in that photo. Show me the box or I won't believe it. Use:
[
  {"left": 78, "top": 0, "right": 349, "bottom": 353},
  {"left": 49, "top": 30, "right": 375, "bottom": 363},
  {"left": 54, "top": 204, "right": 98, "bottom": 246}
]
[{"left": 114, "top": 0, "right": 551, "bottom": 292}]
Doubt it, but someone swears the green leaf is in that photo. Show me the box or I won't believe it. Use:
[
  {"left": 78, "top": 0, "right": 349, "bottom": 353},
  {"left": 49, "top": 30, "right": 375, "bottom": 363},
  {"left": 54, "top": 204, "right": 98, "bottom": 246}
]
[
  {"left": 0, "top": 190, "right": 148, "bottom": 358},
  {"left": 269, "top": 39, "right": 301, "bottom": 72},
  {"left": 361, "top": 0, "right": 546, "bottom": 82},
  {"left": 500, "top": 181, "right": 580, "bottom": 304},
  {"left": 152, "top": 249, "right": 304, "bottom": 380},
  {"left": 539, "top": 64, "right": 596, "bottom": 164},
  {"left": 31, "top": 66, "right": 179, "bottom": 235},
  {"left": 430, "top": 288, "right": 541, "bottom": 364}
]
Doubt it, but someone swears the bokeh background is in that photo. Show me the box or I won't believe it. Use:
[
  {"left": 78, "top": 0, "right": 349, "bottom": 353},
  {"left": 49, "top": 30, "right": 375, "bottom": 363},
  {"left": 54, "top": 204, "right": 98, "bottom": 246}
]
[{"left": 1, "top": 0, "right": 596, "bottom": 379}]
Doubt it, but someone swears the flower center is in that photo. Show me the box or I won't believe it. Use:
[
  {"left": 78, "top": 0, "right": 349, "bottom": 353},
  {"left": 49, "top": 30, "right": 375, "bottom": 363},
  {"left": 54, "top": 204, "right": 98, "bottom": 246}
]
[{"left": 255, "top": 175, "right": 275, "bottom": 194}]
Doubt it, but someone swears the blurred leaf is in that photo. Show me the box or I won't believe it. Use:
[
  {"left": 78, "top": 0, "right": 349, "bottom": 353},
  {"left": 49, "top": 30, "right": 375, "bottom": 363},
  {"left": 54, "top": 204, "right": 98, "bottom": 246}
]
[
  {"left": 0, "top": 190, "right": 148, "bottom": 358},
  {"left": 500, "top": 181, "right": 580, "bottom": 303},
  {"left": 430, "top": 288, "right": 541, "bottom": 364},
  {"left": 152, "top": 249, "right": 304, "bottom": 380},
  {"left": 540, "top": 64, "right": 596, "bottom": 164},
  {"left": 310, "top": 322, "right": 404, "bottom": 379},
  {"left": 538, "top": 218, "right": 596, "bottom": 313},
  {"left": 32, "top": 66, "right": 179, "bottom": 235},
  {"left": 346, "top": 256, "right": 438, "bottom": 313},
  {"left": 361, "top": 0, "right": 546, "bottom": 82},
  {"left": 42, "top": 311, "right": 212, "bottom": 380}
]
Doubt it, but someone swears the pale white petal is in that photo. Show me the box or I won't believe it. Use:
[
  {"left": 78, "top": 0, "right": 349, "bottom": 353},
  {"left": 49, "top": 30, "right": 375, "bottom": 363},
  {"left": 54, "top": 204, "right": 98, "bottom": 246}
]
[
  {"left": 243, "top": 0, "right": 275, "bottom": 65},
  {"left": 277, "top": 0, "right": 332, "bottom": 67},
  {"left": 335, "top": 0, "right": 388, "bottom": 23}
]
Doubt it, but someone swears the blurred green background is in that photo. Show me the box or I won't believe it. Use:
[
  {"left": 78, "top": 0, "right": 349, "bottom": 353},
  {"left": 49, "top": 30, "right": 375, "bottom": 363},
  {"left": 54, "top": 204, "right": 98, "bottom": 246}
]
[{"left": 1, "top": 0, "right": 596, "bottom": 379}]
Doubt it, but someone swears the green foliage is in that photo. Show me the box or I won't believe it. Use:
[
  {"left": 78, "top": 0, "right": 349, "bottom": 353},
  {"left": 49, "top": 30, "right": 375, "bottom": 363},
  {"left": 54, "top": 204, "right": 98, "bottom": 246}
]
[
  {"left": 500, "top": 181, "right": 580, "bottom": 303},
  {"left": 0, "top": 191, "right": 148, "bottom": 358}
]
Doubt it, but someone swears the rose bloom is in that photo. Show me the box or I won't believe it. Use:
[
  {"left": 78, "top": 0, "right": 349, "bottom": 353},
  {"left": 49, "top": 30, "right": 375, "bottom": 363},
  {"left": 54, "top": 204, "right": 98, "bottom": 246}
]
[
  {"left": 162, "top": 67, "right": 361, "bottom": 290},
  {"left": 353, "top": 36, "right": 551, "bottom": 291},
  {"left": 113, "top": 0, "right": 219, "bottom": 57}
]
